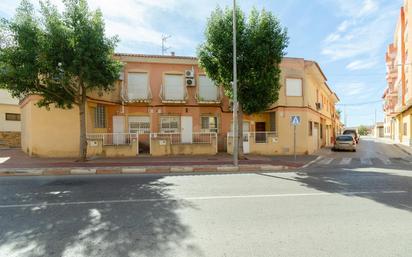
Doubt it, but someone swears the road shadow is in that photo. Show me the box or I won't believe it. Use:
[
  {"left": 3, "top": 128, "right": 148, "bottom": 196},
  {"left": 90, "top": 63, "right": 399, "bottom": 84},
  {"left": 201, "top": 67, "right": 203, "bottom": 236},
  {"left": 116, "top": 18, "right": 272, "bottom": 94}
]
[
  {"left": 294, "top": 167, "right": 412, "bottom": 213},
  {"left": 0, "top": 175, "right": 203, "bottom": 257}
]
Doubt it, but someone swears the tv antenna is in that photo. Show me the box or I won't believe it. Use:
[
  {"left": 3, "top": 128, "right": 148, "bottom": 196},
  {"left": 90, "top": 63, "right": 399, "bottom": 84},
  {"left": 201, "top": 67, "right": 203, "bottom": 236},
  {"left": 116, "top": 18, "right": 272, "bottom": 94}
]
[{"left": 161, "top": 34, "right": 171, "bottom": 55}]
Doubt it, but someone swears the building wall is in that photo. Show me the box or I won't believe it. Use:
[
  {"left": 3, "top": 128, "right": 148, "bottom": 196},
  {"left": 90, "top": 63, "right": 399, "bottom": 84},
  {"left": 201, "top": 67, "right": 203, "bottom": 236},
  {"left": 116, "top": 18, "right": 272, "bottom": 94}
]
[{"left": 20, "top": 55, "right": 340, "bottom": 157}]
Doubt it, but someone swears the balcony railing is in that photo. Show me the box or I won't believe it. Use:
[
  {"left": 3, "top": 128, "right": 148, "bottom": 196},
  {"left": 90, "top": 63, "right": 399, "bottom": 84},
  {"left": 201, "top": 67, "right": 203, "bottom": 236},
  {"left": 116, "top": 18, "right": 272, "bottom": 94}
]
[
  {"left": 159, "top": 84, "right": 188, "bottom": 103},
  {"left": 87, "top": 133, "right": 137, "bottom": 146},
  {"left": 196, "top": 88, "right": 222, "bottom": 104},
  {"left": 150, "top": 132, "right": 217, "bottom": 144}
]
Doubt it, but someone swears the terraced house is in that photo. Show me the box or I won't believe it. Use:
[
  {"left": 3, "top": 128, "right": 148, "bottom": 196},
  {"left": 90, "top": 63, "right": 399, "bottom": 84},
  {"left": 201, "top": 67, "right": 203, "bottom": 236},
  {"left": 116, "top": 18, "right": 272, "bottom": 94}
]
[
  {"left": 383, "top": 0, "right": 412, "bottom": 146},
  {"left": 20, "top": 53, "right": 340, "bottom": 158}
]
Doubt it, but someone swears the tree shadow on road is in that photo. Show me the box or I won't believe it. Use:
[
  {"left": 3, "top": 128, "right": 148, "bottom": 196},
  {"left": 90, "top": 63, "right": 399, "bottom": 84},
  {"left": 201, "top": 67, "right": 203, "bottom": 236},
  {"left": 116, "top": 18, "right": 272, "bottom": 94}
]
[
  {"left": 294, "top": 167, "right": 412, "bottom": 213},
  {"left": 0, "top": 175, "right": 203, "bottom": 257}
]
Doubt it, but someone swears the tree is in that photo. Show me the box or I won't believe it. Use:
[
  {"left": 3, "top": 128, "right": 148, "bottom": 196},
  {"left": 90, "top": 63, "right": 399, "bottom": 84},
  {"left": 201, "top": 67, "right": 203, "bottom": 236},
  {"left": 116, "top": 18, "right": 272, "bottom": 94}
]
[
  {"left": 0, "top": 0, "right": 122, "bottom": 161},
  {"left": 198, "top": 7, "right": 288, "bottom": 157},
  {"left": 358, "top": 125, "right": 369, "bottom": 136}
]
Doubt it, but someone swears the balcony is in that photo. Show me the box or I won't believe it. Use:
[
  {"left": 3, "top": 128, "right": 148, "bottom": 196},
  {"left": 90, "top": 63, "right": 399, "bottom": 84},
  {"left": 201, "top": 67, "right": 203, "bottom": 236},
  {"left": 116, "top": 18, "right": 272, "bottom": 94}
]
[
  {"left": 159, "top": 84, "right": 188, "bottom": 103},
  {"left": 196, "top": 90, "right": 222, "bottom": 104},
  {"left": 122, "top": 87, "right": 152, "bottom": 103}
]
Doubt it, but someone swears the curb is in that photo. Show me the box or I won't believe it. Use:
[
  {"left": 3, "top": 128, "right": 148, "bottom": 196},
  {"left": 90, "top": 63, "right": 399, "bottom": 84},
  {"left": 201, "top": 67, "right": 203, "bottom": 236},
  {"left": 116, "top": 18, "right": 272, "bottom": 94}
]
[{"left": 0, "top": 164, "right": 297, "bottom": 177}]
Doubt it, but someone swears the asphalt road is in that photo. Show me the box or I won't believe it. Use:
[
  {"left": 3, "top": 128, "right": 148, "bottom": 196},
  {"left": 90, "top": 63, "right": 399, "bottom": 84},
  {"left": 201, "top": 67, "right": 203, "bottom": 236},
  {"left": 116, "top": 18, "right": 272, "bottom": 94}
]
[{"left": 0, "top": 138, "right": 412, "bottom": 257}]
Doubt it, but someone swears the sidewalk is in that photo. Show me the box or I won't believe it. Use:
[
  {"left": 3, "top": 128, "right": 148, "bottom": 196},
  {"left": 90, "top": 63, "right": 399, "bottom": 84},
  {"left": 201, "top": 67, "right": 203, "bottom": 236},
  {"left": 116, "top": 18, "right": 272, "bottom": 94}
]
[{"left": 0, "top": 149, "right": 316, "bottom": 176}]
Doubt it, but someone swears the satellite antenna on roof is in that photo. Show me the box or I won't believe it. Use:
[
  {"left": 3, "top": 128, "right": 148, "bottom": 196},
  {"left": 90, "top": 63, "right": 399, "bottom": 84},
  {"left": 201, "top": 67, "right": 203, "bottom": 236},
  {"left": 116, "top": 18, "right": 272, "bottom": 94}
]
[{"left": 161, "top": 34, "right": 171, "bottom": 55}]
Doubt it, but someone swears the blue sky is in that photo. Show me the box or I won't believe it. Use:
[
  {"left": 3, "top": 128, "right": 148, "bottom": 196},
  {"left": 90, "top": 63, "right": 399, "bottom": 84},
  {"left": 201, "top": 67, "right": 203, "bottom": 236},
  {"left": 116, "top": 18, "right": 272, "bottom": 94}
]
[{"left": 0, "top": 0, "right": 403, "bottom": 127}]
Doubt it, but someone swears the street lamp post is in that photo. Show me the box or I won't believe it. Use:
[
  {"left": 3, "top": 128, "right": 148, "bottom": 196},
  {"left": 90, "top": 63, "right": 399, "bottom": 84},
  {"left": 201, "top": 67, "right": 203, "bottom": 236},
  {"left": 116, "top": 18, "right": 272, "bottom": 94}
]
[{"left": 232, "top": 0, "right": 239, "bottom": 166}]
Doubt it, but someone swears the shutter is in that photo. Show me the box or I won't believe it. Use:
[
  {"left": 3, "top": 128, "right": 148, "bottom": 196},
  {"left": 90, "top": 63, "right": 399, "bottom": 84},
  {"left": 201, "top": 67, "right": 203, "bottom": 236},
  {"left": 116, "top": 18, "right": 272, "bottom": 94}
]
[
  {"left": 128, "top": 73, "right": 148, "bottom": 99},
  {"left": 165, "top": 74, "right": 184, "bottom": 100},
  {"left": 199, "top": 75, "right": 217, "bottom": 100},
  {"left": 286, "top": 78, "right": 302, "bottom": 96}
]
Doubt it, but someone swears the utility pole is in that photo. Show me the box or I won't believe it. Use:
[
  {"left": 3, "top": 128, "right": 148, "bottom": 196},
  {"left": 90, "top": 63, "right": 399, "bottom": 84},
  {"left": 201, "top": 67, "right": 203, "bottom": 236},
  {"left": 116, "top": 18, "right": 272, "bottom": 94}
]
[
  {"left": 232, "top": 0, "right": 239, "bottom": 166},
  {"left": 161, "top": 34, "right": 171, "bottom": 55}
]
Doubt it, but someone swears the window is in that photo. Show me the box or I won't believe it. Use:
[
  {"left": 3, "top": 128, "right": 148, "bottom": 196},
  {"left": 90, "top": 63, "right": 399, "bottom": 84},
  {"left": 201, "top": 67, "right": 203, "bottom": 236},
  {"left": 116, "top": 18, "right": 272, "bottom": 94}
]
[
  {"left": 201, "top": 116, "right": 218, "bottom": 133},
  {"left": 309, "top": 121, "right": 313, "bottom": 136},
  {"left": 94, "top": 104, "right": 106, "bottom": 128},
  {"left": 286, "top": 78, "right": 302, "bottom": 96},
  {"left": 164, "top": 74, "right": 184, "bottom": 100},
  {"left": 320, "top": 124, "right": 323, "bottom": 139},
  {"left": 404, "top": 123, "right": 408, "bottom": 136},
  {"left": 5, "top": 113, "right": 20, "bottom": 121},
  {"left": 128, "top": 72, "right": 148, "bottom": 100},
  {"left": 128, "top": 116, "right": 150, "bottom": 134},
  {"left": 160, "top": 116, "right": 180, "bottom": 133},
  {"left": 199, "top": 75, "right": 218, "bottom": 101}
]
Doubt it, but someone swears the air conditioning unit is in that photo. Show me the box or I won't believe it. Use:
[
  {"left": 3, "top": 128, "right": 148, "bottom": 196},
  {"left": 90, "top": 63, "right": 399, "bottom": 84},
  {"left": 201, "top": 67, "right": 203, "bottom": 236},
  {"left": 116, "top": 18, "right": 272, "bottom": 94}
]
[
  {"left": 185, "top": 69, "right": 194, "bottom": 78},
  {"left": 316, "top": 102, "right": 322, "bottom": 110},
  {"left": 186, "top": 78, "right": 196, "bottom": 86}
]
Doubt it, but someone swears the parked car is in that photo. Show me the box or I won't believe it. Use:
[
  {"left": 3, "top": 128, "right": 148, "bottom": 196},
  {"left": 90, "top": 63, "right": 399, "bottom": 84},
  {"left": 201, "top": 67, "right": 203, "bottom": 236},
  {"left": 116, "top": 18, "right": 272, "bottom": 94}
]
[
  {"left": 332, "top": 135, "right": 357, "bottom": 152},
  {"left": 343, "top": 129, "right": 360, "bottom": 144}
]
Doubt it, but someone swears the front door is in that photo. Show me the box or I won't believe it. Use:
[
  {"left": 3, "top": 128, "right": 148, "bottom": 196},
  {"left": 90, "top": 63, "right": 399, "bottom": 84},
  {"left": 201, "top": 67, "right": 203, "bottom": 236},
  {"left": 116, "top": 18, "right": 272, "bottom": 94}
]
[
  {"left": 113, "top": 116, "right": 125, "bottom": 145},
  {"left": 313, "top": 125, "right": 319, "bottom": 150},
  {"left": 255, "top": 122, "right": 266, "bottom": 143},
  {"left": 243, "top": 121, "right": 250, "bottom": 154},
  {"left": 181, "top": 116, "right": 193, "bottom": 143}
]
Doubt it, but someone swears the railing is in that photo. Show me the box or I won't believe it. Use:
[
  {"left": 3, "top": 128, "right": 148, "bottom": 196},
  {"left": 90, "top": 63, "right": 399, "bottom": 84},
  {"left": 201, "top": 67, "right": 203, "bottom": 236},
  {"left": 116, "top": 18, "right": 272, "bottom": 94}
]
[
  {"left": 159, "top": 84, "right": 188, "bottom": 103},
  {"left": 227, "top": 131, "right": 278, "bottom": 144},
  {"left": 87, "top": 133, "right": 137, "bottom": 146},
  {"left": 150, "top": 132, "right": 217, "bottom": 144}
]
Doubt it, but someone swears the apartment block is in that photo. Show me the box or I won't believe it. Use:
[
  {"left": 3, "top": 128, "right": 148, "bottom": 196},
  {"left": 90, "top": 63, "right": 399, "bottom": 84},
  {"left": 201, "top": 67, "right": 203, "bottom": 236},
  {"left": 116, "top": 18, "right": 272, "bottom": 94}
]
[
  {"left": 20, "top": 53, "right": 340, "bottom": 157},
  {"left": 384, "top": 0, "right": 412, "bottom": 146}
]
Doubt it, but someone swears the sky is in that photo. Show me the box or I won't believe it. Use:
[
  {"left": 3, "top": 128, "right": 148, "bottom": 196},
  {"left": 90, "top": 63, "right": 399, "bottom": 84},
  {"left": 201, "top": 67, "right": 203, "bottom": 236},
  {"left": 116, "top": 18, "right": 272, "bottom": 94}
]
[{"left": 0, "top": 0, "right": 404, "bottom": 127}]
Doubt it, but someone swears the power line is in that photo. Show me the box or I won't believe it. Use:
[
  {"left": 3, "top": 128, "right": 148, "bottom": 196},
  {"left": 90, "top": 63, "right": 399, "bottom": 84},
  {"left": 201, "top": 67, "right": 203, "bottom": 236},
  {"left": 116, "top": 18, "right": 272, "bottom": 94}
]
[{"left": 336, "top": 99, "right": 383, "bottom": 106}]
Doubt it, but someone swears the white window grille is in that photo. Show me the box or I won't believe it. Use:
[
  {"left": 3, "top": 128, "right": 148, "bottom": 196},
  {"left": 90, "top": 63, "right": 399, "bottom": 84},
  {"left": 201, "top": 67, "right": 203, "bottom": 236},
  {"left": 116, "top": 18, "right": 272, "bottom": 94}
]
[
  {"left": 164, "top": 74, "right": 184, "bottom": 100},
  {"left": 128, "top": 116, "right": 150, "bottom": 134},
  {"left": 199, "top": 75, "right": 218, "bottom": 101},
  {"left": 128, "top": 72, "right": 148, "bottom": 100},
  {"left": 160, "top": 116, "right": 180, "bottom": 133},
  {"left": 201, "top": 116, "right": 218, "bottom": 133},
  {"left": 94, "top": 104, "right": 106, "bottom": 128},
  {"left": 286, "top": 78, "right": 302, "bottom": 96}
]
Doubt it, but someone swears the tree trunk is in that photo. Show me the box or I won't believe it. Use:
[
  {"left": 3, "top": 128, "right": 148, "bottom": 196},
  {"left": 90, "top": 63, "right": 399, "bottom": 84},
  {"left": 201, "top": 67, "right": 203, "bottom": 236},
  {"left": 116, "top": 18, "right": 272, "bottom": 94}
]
[
  {"left": 78, "top": 83, "right": 88, "bottom": 162},
  {"left": 237, "top": 102, "right": 245, "bottom": 159}
]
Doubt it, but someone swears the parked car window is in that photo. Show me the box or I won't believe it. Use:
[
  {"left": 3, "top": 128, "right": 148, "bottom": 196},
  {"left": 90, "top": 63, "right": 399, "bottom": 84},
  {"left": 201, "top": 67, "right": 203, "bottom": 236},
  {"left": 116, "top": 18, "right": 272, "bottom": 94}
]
[{"left": 336, "top": 136, "right": 354, "bottom": 141}]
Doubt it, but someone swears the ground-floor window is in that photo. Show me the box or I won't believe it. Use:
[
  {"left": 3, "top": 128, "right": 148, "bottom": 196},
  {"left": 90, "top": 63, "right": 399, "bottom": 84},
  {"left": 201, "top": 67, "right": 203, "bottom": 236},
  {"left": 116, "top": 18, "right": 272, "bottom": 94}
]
[
  {"left": 160, "top": 116, "right": 180, "bottom": 133},
  {"left": 94, "top": 104, "right": 106, "bottom": 128},
  {"left": 5, "top": 113, "right": 20, "bottom": 121},
  {"left": 308, "top": 121, "right": 313, "bottom": 136},
  {"left": 201, "top": 116, "right": 218, "bottom": 133},
  {"left": 128, "top": 116, "right": 150, "bottom": 134},
  {"left": 404, "top": 123, "right": 408, "bottom": 136}
]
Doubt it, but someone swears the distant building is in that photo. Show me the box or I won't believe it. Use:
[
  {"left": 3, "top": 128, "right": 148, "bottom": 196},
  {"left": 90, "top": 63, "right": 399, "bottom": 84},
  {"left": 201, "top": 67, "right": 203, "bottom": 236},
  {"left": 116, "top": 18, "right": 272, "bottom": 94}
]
[
  {"left": 383, "top": 0, "right": 412, "bottom": 146},
  {"left": 0, "top": 89, "right": 21, "bottom": 148}
]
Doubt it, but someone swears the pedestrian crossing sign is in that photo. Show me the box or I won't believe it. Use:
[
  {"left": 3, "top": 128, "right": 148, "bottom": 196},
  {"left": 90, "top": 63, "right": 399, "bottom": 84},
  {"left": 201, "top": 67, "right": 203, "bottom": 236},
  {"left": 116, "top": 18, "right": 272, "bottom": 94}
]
[{"left": 291, "top": 116, "right": 301, "bottom": 126}]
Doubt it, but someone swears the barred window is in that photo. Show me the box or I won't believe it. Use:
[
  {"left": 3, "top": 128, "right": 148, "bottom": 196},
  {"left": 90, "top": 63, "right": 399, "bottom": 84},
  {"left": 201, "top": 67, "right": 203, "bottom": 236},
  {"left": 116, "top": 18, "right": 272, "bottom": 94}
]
[
  {"left": 201, "top": 116, "right": 218, "bottom": 133},
  {"left": 5, "top": 113, "right": 20, "bottom": 121},
  {"left": 160, "top": 116, "right": 180, "bottom": 133},
  {"left": 129, "top": 116, "right": 150, "bottom": 134},
  {"left": 309, "top": 121, "right": 313, "bottom": 136},
  {"left": 94, "top": 104, "right": 106, "bottom": 128}
]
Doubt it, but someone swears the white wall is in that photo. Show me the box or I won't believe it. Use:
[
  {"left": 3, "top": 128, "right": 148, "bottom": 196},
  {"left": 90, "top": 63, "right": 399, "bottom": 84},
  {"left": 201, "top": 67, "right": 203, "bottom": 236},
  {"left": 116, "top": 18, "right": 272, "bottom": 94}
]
[{"left": 0, "top": 89, "right": 21, "bottom": 132}]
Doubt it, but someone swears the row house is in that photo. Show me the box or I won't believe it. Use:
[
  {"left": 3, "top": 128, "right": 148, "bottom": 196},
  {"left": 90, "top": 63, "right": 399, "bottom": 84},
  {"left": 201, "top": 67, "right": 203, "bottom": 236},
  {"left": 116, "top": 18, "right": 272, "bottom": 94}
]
[
  {"left": 20, "top": 53, "right": 340, "bottom": 157},
  {"left": 383, "top": 0, "right": 412, "bottom": 146}
]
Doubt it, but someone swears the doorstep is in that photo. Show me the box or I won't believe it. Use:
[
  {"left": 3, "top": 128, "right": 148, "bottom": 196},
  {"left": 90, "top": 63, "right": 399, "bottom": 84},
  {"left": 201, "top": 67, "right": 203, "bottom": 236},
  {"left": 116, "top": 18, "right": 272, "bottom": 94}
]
[{"left": 0, "top": 164, "right": 295, "bottom": 177}]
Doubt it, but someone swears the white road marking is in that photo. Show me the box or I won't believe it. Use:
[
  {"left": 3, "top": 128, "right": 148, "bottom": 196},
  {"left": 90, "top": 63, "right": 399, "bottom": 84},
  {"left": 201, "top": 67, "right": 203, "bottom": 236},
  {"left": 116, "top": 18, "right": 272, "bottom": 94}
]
[
  {"left": 339, "top": 158, "right": 352, "bottom": 165},
  {"left": 318, "top": 158, "right": 334, "bottom": 165},
  {"left": 0, "top": 191, "right": 407, "bottom": 209},
  {"left": 380, "top": 158, "right": 392, "bottom": 165},
  {"left": 361, "top": 158, "right": 373, "bottom": 165}
]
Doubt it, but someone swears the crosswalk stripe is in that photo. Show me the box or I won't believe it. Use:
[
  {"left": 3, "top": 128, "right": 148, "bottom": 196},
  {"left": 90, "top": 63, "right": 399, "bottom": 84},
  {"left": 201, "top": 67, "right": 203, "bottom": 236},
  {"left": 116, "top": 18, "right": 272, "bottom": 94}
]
[
  {"left": 380, "top": 158, "right": 391, "bottom": 165},
  {"left": 339, "top": 158, "right": 352, "bottom": 165},
  {"left": 318, "top": 158, "right": 334, "bottom": 165},
  {"left": 360, "top": 158, "right": 372, "bottom": 165}
]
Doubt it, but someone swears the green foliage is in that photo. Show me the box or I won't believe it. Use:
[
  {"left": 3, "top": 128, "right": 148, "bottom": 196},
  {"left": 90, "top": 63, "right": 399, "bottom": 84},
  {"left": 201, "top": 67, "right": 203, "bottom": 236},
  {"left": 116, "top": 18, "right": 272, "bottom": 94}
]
[
  {"left": 198, "top": 7, "right": 288, "bottom": 114},
  {"left": 0, "top": 0, "right": 122, "bottom": 109},
  {"left": 358, "top": 125, "right": 369, "bottom": 136}
]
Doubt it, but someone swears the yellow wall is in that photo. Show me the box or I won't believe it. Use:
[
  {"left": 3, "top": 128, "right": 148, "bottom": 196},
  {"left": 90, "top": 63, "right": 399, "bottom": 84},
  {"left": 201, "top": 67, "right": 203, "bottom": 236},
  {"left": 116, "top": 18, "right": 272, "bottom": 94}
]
[
  {"left": 21, "top": 97, "right": 80, "bottom": 157},
  {"left": 150, "top": 138, "right": 217, "bottom": 156}
]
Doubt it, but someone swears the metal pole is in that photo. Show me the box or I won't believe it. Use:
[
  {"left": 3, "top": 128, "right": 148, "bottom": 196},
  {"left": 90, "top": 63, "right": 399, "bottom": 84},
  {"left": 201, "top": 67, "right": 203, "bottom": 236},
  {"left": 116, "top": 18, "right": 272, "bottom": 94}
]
[
  {"left": 294, "top": 125, "right": 296, "bottom": 161},
  {"left": 232, "top": 0, "right": 238, "bottom": 166}
]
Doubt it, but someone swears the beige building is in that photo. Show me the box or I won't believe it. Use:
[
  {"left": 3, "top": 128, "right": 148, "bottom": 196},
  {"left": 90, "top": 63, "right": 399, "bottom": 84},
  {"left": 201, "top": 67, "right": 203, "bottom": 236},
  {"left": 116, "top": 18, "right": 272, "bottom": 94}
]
[
  {"left": 20, "top": 54, "right": 340, "bottom": 157},
  {"left": 384, "top": 0, "right": 412, "bottom": 146},
  {"left": 0, "top": 89, "right": 21, "bottom": 148}
]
